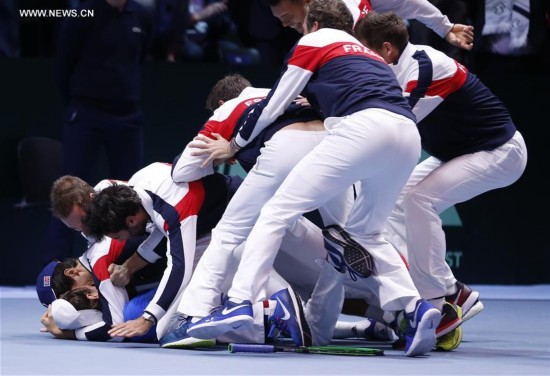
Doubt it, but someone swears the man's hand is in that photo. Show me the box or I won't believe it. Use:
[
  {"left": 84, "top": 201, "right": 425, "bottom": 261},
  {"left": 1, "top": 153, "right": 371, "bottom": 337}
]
[
  {"left": 445, "top": 24, "right": 474, "bottom": 50},
  {"left": 189, "top": 133, "right": 236, "bottom": 168},
  {"left": 108, "top": 317, "right": 153, "bottom": 338},
  {"left": 109, "top": 252, "right": 149, "bottom": 287},
  {"left": 40, "top": 305, "right": 60, "bottom": 335},
  {"left": 40, "top": 305, "right": 75, "bottom": 339},
  {"left": 294, "top": 95, "right": 311, "bottom": 107},
  {"left": 108, "top": 263, "right": 132, "bottom": 287}
]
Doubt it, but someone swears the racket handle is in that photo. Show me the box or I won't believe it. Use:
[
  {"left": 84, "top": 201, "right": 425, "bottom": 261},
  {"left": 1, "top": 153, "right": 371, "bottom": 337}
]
[{"left": 228, "top": 343, "right": 276, "bottom": 353}]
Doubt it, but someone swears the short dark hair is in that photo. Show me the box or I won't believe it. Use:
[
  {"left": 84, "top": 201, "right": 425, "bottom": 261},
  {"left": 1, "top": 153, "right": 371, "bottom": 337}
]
[
  {"left": 305, "top": 0, "right": 353, "bottom": 35},
  {"left": 51, "top": 258, "right": 79, "bottom": 299},
  {"left": 354, "top": 11, "right": 409, "bottom": 53},
  {"left": 205, "top": 74, "right": 251, "bottom": 112},
  {"left": 50, "top": 175, "right": 94, "bottom": 218},
  {"left": 61, "top": 286, "right": 101, "bottom": 311},
  {"left": 82, "top": 185, "right": 142, "bottom": 241}
]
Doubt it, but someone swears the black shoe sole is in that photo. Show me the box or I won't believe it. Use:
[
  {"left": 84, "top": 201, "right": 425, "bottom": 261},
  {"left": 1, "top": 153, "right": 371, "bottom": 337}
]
[{"left": 323, "top": 225, "right": 374, "bottom": 279}]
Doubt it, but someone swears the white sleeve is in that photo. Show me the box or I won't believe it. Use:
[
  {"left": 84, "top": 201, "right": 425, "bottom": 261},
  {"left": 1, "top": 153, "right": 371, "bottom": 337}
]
[
  {"left": 407, "top": 96, "right": 444, "bottom": 122},
  {"left": 371, "top": 0, "right": 453, "bottom": 37},
  {"left": 98, "top": 279, "right": 128, "bottom": 325},
  {"left": 235, "top": 65, "right": 312, "bottom": 147},
  {"left": 93, "top": 179, "right": 127, "bottom": 192},
  {"left": 144, "top": 216, "right": 198, "bottom": 321},
  {"left": 393, "top": 47, "right": 456, "bottom": 122},
  {"left": 74, "top": 322, "right": 124, "bottom": 342},
  {"left": 136, "top": 227, "right": 164, "bottom": 263},
  {"left": 51, "top": 299, "right": 104, "bottom": 330},
  {"left": 171, "top": 144, "right": 215, "bottom": 183}
]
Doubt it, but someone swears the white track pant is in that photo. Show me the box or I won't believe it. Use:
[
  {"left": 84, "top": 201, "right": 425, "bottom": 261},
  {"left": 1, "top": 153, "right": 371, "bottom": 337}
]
[
  {"left": 384, "top": 131, "right": 527, "bottom": 299},
  {"left": 157, "top": 234, "right": 211, "bottom": 339},
  {"left": 178, "top": 129, "right": 352, "bottom": 317},
  {"left": 229, "top": 108, "right": 423, "bottom": 312},
  {"left": 159, "top": 235, "right": 267, "bottom": 343},
  {"left": 176, "top": 221, "right": 346, "bottom": 345}
]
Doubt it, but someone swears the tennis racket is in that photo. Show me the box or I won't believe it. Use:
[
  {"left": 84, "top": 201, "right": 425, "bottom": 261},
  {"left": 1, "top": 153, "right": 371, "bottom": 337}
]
[{"left": 228, "top": 343, "right": 384, "bottom": 356}]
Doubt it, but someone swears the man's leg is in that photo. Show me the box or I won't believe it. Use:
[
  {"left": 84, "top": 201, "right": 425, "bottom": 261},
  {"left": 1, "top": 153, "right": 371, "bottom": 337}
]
[{"left": 177, "top": 130, "right": 328, "bottom": 318}]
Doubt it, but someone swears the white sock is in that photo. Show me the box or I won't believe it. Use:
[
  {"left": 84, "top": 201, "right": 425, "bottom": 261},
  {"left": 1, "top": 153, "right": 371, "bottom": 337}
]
[
  {"left": 405, "top": 299, "right": 418, "bottom": 314},
  {"left": 429, "top": 297, "right": 445, "bottom": 312},
  {"left": 447, "top": 282, "right": 458, "bottom": 296},
  {"left": 333, "top": 319, "right": 372, "bottom": 339},
  {"left": 263, "top": 299, "right": 277, "bottom": 317}
]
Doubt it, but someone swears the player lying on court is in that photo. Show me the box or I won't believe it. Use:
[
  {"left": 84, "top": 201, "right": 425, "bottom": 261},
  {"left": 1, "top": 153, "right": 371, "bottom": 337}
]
[
  {"left": 37, "top": 234, "right": 166, "bottom": 342},
  {"left": 38, "top": 175, "right": 168, "bottom": 341}
]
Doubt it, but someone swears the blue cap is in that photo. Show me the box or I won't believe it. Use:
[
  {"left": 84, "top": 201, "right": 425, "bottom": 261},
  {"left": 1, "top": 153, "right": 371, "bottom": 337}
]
[{"left": 36, "top": 261, "right": 59, "bottom": 307}]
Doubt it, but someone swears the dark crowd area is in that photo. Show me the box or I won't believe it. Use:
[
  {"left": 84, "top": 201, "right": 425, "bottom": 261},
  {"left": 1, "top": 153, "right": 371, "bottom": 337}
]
[
  {"left": 4, "top": 0, "right": 301, "bottom": 66},
  {"left": 2, "top": 0, "right": 549, "bottom": 75}
]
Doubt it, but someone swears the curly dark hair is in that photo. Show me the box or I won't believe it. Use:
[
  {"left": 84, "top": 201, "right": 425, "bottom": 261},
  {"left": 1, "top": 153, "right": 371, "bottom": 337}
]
[
  {"left": 305, "top": 0, "right": 353, "bottom": 35},
  {"left": 205, "top": 74, "right": 252, "bottom": 112},
  {"left": 354, "top": 11, "right": 409, "bottom": 53},
  {"left": 82, "top": 184, "right": 142, "bottom": 241}
]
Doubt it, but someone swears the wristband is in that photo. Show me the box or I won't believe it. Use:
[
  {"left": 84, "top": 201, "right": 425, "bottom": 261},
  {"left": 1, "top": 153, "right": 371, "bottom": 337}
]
[
  {"left": 142, "top": 311, "right": 157, "bottom": 325},
  {"left": 229, "top": 138, "right": 242, "bottom": 153}
]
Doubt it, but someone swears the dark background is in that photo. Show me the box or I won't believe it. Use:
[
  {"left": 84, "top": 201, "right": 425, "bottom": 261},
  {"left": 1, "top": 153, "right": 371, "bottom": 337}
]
[{"left": 1, "top": 57, "right": 548, "bottom": 286}]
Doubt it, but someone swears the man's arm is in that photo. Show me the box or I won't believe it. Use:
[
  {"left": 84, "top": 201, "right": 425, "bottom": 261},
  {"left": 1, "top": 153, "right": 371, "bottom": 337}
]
[
  {"left": 370, "top": 0, "right": 474, "bottom": 50},
  {"left": 108, "top": 227, "right": 164, "bottom": 286},
  {"left": 171, "top": 98, "right": 258, "bottom": 182},
  {"left": 399, "top": 48, "right": 466, "bottom": 122},
  {"left": 108, "top": 316, "right": 155, "bottom": 339},
  {"left": 171, "top": 142, "right": 217, "bottom": 183},
  {"left": 109, "top": 252, "right": 150, "bottom": 287},
  {"left": 192, "top": 54, "right": 312, "bottom": 166},
  {"left": 40, "top": 307, "right": 76, "bottom": 340}
]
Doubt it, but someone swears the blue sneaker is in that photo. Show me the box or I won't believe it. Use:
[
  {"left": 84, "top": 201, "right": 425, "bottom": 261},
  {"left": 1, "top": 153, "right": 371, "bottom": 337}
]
[
  {"left": 159, "top": 316, "right": 216, "bottom": 349},
  {"left": 322, "top": 224, "right": 374, "bottom": 281},
  {"left": 187, "top": 298, "right": 254, "bottom": 339},
  {"left": 404, "top": 299, "right": 441, "bottom": 357},
  {"left": 268, "top": 287, "right": 312, "bottom": 347}
]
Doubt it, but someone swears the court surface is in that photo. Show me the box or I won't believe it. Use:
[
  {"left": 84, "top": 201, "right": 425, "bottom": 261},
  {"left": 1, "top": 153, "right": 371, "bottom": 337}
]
[{"left": 1, "top": 285, "right": 549, "bottom": 375}]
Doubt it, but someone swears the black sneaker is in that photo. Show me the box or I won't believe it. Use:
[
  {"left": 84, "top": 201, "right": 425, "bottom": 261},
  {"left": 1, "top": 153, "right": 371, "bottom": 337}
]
[{"left": 322, "top": 224, "right": 374, "bottom": 280}]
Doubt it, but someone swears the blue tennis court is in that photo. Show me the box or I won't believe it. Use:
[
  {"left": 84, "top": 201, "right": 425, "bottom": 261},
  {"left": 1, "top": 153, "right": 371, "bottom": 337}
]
[{"left": 2, "top": 284, "right": 548, "bottom": 375}]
